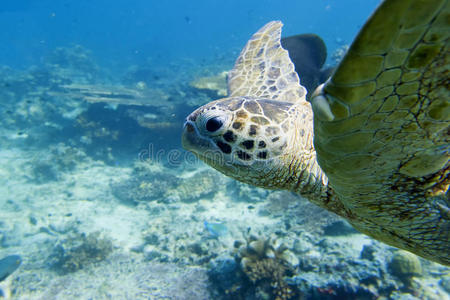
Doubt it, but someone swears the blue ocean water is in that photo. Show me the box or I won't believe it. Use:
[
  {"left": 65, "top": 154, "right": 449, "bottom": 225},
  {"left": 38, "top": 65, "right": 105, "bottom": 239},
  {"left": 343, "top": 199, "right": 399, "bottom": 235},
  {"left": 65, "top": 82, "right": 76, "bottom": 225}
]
[
  {"left": 1, "top": 1, "right": 449, "bottom": 299},
  {"left": 0, "top": 0, "right": 379, "bottom": 69}
]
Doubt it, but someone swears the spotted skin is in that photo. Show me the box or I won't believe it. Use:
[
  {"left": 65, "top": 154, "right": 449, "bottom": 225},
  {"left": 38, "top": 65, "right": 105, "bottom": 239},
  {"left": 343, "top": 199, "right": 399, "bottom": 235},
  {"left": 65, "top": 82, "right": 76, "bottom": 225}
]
[
  {"left": 182, "top": 0, "right": 449, "bottom": 266},
  {"left": 183, "top": 96, "right": 326, "bottom": 194}
]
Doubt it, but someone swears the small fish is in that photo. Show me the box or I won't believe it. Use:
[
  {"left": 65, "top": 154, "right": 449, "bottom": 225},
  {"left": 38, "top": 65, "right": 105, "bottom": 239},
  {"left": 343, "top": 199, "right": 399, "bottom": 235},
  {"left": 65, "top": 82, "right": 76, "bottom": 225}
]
[
  {"left": 204, "top": 221, "right": 228, "bottom": 238},
  {"left": 0, "top": 255, "right": 21, "bottom": 282}
]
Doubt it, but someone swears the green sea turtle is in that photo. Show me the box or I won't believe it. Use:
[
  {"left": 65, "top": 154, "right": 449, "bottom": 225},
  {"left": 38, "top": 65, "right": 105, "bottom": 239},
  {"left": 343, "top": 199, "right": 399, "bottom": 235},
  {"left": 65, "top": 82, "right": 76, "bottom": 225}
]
[{"left": 182, "top": 0, "right": 449, "bottom": 265}]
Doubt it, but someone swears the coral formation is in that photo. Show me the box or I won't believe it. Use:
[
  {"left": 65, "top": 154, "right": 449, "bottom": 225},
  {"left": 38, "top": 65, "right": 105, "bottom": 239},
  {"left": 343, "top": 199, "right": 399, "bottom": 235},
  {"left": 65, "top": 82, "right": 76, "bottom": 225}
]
[
  {"left": 55, "top": 83, "right": 170, "bottom": 108},
  {"left": 228, "top": 180, "right": 269, "bottom": 203},
  {"left": 112, "top": 170, "right": 180, "bottom": 204},
  {"left": 235, "top": 235, "right": 300, "bottom": 300},
  {"left": 171, "top": 170, "right": 225, "bottom": 203},
  {"left": 190, "top": 71, "right": 228, "bottom": 98},
  {"left": 322, "top": 220, "right": 358, "bottom": 236},
  {"left": 389, "top": 250, "right": 422, "bottom": 285},
  {"left": 49, "top": 232, "right": 113, "bottom": 274},
  {"left": 44, "top": 45, "right": 100, "bottom": 82},
  {"left": 208, "top": 258, "right": 247, "bottom": 298},
  {"left": 441, "top": 276, "right": 450, "bottom": 293},
  {"left": 112, "top": 164, "right": 225, "bottom": 204},
  {"left": 138, "top": 212, "right": 225, "bottom": 266},
  {"left": 12, "top": 254, "right": 212, "bottom": 299},
  {"left": 27, "top": 143, "right": 88, "bottom": 183}
]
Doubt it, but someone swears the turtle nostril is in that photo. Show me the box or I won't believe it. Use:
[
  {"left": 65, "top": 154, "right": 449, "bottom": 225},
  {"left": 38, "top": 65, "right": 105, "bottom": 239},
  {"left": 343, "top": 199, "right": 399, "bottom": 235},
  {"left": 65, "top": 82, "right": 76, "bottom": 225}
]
[{"left": 185, "top": 123, "right": 195, "bottom": 133}]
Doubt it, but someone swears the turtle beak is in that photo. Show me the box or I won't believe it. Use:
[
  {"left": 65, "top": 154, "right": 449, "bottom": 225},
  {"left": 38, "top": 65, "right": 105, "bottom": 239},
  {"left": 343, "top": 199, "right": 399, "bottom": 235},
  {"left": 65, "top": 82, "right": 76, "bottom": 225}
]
[
  {"left": 181, "top": 119, "right": 210, "bottom": 154},
  {"left": 181, "top": 121, "right": 197, "bottom": 151},
  {"left": 182, "top": 110, "right": 199, "bottom": 152}
]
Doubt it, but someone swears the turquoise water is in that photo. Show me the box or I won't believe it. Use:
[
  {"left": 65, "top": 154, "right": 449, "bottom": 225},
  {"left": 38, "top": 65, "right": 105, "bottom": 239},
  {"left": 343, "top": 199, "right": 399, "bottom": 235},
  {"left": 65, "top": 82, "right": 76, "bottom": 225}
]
[
  {"left": 0, "top": 1, "right": 449, "bottom": 299},
  {"left": 1, "top": 0, "right": 378, "bottom": 69}
]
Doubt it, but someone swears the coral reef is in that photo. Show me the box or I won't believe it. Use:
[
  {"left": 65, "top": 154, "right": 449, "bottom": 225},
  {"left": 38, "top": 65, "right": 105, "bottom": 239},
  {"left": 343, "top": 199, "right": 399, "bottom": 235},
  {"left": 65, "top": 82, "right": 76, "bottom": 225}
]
[
  {"left": 0, "top": 38, "right": 448, "bottom": 300},
  {"left": 27, "top": 143, "right": 88, "bottom": 183},
  {"left": 12, "top": 254, "right": 212, "bottom": 299},
  {"left": 441, "top": 276, "right": 450, "bottom": 293},
  {"left": 111, "top": 170, "right": 180, "bottom": 204},
  {"left": 388, "top": 250, "right": 423, "bottom": 290},
  {"left": 322, "top": 220, "right": 358, "bottom": 236},
  {"left": 228, "top": 180, "right": 269, "bottom": 203},
  {"left": 112, "top": 163, "right": 226, "bottom": 204},
  {"left": 260, "top": 191, "right": 342, "bottom": 235},
  {"left": 138, "top": 213, "right": 224, "bottom": 266},
  {"left": 207, "top": 226, "right": 449, "bottom": 300},
  {"left": 169, "top": 170, "right": 226, "bottom": 203},
  {"left": 54, "top": 83, "right": 170, "bottom": 109},
  {"left": 44, "top": 45, "right": 100, "bottom": 83},
  {"left": 234, "top": 235, "right": 300, "bottom": 300},
  {"left": 132, "top": 260, "right": 211, "bottom": 299},
  {"left": 49, "top": 232, "right": 113, "bottom": 274},
  {"left": 208, "top": 258, "right": 247, "bottom": 298},
  {"left": 190, "top": 71, "right": 228, "bottom": 98}
]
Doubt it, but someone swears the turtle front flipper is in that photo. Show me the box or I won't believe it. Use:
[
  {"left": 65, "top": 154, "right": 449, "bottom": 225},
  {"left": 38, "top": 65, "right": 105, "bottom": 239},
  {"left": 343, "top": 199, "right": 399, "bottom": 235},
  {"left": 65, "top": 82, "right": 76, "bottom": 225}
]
[
  {"left": 228, "top": 21, "right": 307, "bottom": 102},
  {"left": 312, "top": 0, "right": 449, "bottom": 265}
]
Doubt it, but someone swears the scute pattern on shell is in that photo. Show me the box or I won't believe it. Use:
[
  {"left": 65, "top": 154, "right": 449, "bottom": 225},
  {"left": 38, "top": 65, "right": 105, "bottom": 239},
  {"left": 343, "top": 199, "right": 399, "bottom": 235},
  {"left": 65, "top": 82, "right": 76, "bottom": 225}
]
[{"left": 312, "top": 0, "right": 449, "bottom": 265}]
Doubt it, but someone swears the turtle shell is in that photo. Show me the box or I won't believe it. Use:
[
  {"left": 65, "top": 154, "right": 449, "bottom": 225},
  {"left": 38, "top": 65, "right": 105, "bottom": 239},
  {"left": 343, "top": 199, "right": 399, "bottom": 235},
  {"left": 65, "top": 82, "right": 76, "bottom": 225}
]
[{"left": 312, "top": 0, "right": 449, "bottom": 265}]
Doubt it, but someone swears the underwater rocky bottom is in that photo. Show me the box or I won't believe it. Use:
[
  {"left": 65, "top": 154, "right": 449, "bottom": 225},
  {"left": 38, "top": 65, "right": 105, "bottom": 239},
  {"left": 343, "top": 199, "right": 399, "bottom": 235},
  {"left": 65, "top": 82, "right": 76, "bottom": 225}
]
[{"left": 0, "top": 45, "right": 448, "bottom": 300}]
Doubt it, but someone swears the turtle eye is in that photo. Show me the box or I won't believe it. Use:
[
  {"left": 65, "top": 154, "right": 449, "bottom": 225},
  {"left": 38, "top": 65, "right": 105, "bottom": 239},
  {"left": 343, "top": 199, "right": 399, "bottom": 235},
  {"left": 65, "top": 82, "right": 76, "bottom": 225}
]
[{"left": 205, "top": 116, "right": 223, "bottom": 132}]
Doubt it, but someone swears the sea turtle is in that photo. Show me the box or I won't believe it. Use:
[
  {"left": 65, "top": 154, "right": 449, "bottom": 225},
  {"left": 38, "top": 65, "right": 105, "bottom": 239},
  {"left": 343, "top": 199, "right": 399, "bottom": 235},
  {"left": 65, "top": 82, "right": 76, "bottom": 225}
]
[{"left": 182, "top": 0, "right": 449, "bottom": 265}]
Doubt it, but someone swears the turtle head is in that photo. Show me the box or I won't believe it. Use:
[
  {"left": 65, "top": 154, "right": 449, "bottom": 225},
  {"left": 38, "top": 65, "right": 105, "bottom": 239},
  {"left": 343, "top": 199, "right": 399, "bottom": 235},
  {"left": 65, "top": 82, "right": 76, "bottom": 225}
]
[
  {"left": 182, "top": 21, "right": 324, "bottom": 193},
  {"left": 182, "top": 96, "right": 301, "bottom": 189}
]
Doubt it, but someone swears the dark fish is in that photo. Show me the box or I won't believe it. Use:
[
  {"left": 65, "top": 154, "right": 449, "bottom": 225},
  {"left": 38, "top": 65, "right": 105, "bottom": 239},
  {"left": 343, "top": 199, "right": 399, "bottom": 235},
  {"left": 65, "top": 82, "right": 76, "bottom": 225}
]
[
  {"left": 0, "top": 255, "right": 21, "bottom": 282},
  {"left": 281, "top": 34, "right": 334, "bottom": 98}
]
